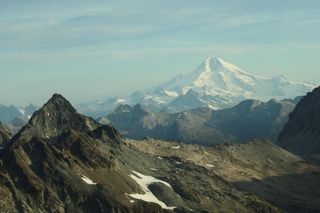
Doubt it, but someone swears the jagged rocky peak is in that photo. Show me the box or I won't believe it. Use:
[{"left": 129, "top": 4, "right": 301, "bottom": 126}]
[
  {"left": 234, "top": 99, "right": 264, "bottom": 111},
  {"left": 113, "top": 104, "right": 149, "bottom": 114},
  {"left": 16, "top": 94, "right": 100, "bottom": 141},
  {"left": 132, "top": 104, "right": 150, "bottom": 113},
  {"left": 114, "top": 104, "right": 133, "bottom": 113}
]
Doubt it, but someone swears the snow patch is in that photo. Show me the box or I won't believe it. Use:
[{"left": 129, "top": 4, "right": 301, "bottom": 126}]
[
  {"left": 81, "top": 175, "right": 97, "bottom": 185},
  {"left": 150, "top": 168, "right": 157, "bottom": 171},
  {"left": 175, "top": 161, "right": 183, "bottom": 165},
  {"left": 114, "top": 98, "right": 126, "bottom": 104},
  {"left": 164, "top": 90, "right": 179, "bottom": 97},
  {"left": 206, "top": 164, "right": 214, "bottom": 168},
  {"left": 18, "top": 108, "right": 25, "bottom": 116},
  {"left": 157, "top": 156, "right": 163, "bottom": 160},
  {"left": 171, "top": 145, "right": 180, "bottom": 149},
  {"left": 128, "top": 170, "right": 176, "bottom": 210}
]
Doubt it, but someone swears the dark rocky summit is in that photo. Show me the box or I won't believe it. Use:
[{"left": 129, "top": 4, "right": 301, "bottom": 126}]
[{"left": 278, "top": 86, "right": 320, "bottom": 156}]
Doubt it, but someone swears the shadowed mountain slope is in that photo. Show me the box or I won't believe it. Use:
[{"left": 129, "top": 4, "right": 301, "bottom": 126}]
[
  {"left": 0, "top": 122, "right": 12, "bottom": 146},
  {"left": 278, "top": 86, "right": 320, "bottom": 156},
  {"left": 102, "top": 98, "right": 297, "bottom": 145}
]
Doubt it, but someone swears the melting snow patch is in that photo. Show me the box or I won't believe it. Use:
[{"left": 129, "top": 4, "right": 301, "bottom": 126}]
[
  {"left": 164, "top": 90, "right": 179, "bottom": 97},
  {"left": 171, "top": 145, "right": 180, "bottom": 149},
  {"left": 128, "top": 170, "right": 176, "bottom": 210},
  {"left": 18, "top": 108, "right": 25, "bottom": 116},
  {"left": 175, "top": 161, "right": 183, "bottom": 165},
  {"left": 81, "top": 175, "right": 97, "bottom": 185},
  {"left": 129, "top": 200, "right": 135, "bottom": 203},
  {"left": 115, "top": 98, "right": 126, "bottom": 104},
  {"left": 206, "top": 164, "right": 214, "bottom": 168},
  {"left": 157, "top": 156, "right": 163, "bottom": 160},
  {"left": 150, "top": 168, "right": 157, "bottom": 171}
]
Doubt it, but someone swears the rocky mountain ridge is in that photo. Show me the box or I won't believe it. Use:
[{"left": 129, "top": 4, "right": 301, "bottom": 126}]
[
  {"left": 278, "top": 86, "right": 320, "bottom": 156},
  {"left": 101, "top": 98, "right": 298, "bottom": 145}
]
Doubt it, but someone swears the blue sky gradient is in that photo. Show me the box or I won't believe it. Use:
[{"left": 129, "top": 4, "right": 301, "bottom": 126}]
[{"left": 1, "top": 0, "right": 320, "bottom": 105}]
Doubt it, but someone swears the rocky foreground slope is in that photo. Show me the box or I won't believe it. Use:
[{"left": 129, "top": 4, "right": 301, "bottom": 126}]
[
  {"left": 0, "top": 94, "right": 319, "bottom": 212},
  {"left": 278, "top": 86, "right": 320, "bottom": 156},
  {"left": 129, "top": 139, "right": 320, "bottom": 212}
]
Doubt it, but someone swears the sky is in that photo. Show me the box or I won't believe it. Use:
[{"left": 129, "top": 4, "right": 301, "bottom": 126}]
[{"left": 1, "top": 0, "right": 320, "bottom": 106}]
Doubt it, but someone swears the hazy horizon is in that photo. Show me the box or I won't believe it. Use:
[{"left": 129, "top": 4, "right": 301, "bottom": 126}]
[{"left": 1, "top": 0, "right": 320, "bottom": 106}]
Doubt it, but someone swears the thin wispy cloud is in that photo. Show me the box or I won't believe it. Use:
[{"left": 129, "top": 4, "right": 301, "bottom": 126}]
[{"left": 0, "top": 0, "right": 319, "bottom": 105}]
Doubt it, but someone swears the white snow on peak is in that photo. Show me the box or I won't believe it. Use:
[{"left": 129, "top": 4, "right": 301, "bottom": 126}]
[
  {"left": 81, "top": 175, "right": 97, "bottom": 185},
  {"left": 128, "top": 170, "right": 176, "bottom": 210},
  {"left": 206, "top": 57, "right": 248, "bottom": 75},
  {"left": 18, "top": 108, "right": 26, "bottom": 116},
  {"left": 114, "top": 98, "right": 126, "bottom": 104},
  {"left": 164, "top": 90, "right": 179, "bottom": 97},
  {"left": 151, "top": 56, "right": 315, "bottom": 109}
]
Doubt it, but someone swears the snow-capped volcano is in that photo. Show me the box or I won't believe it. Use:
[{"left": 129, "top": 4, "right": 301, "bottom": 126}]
[
  {"left": 143, "top": 56, "right": 315, "bottom": 111},
  {"left": 158, "top": 57, "right": 257, "bottom": 95},
  {"left": 77, "top": 57, "right": 316, "bottom": 116},
  {"left": 155, "top": 57, "right": 257, "bottom": 101}
]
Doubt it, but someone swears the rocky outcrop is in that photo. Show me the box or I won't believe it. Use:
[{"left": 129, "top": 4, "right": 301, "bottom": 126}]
[
  {"left": 278, "top": 86, "right": 320, "bottom": 155},
  {"left": 0, "top": 122, "right": 11, "bottom": 146}
]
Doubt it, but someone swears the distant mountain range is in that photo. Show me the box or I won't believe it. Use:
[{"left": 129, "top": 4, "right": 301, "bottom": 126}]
[
  {"left": 78, "top": 57, "right": 315, "bottom": 118},
  {"left": 1, "top": 57, "right": 315, "bottom": 121},
  {"left": 100, "top": 97, "right": 300, "bottom": 145},
  {"left": 0, "top": 103, "right": 38, "bottom": 132}
]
